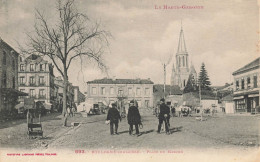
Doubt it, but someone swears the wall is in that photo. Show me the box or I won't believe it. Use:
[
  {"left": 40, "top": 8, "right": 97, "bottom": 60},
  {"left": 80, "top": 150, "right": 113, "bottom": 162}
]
[{"left": 87, "top": 83, "right": 153, "bottom": 108}]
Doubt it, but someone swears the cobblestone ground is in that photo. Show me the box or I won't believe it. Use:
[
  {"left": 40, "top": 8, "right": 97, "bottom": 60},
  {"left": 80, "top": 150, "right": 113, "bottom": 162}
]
[
  {"left": 0, "top": 112, "right": 259, "bottom": 151},
  {"left": 48, "top": 113, "right": 259, "bottom": 150},
  {"left": 0, "top": 112, "right": 84, "bottom": 149}
]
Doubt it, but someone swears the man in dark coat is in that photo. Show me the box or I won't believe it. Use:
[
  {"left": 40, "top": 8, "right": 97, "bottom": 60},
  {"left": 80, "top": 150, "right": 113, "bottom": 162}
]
[
  {"left": 157, "top": 98, "right": 170, "bottom": 135},
  {"left": 127, "top": 100, "right": 141, "bottom": 136},
  {"left": 106, "top": 103, "right": 121, "bottom": 135}
]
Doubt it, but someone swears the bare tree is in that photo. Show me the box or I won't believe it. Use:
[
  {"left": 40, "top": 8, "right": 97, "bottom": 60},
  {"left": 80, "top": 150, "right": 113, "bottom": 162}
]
[{"left": 20, "top": 0, "right": 110, "bottom": 126}]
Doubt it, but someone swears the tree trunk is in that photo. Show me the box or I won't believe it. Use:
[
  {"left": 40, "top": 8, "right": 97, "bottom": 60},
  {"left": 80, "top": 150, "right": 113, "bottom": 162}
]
[{"left": 62, "top": 73, "right": 68, "bottom": 126}]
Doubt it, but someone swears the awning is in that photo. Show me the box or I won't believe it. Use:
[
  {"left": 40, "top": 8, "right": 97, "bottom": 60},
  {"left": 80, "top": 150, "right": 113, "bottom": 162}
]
[
  {"left": 233, "top": 96, "right": 244, "bottom": 100},
  {"left": 248, "top": 94, "right": 259, "bottom": 98},
  {"left": 0, "top": 88, "right": 28, "bottom": 96},
  {"left": 15, "top": 102, "right": 24, "bottom": 109},
  {"left": 44, "top": 102, "right": 52, "bottom": 110}
]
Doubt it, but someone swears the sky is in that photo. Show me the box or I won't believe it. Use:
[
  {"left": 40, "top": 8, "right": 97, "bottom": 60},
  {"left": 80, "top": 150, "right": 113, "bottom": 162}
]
[{"left": 0, "top": 0, "right": 259, "bottom": 92}]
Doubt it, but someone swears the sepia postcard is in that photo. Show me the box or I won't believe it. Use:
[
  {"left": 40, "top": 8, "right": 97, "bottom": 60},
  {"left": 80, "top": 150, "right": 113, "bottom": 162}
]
[{"left": 0, "top": 0, "right": 260, "bottom": 161}]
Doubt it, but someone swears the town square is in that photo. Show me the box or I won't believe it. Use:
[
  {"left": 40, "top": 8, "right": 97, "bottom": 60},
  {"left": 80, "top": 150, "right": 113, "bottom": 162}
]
[{"left": 0, "top": 0, "right": 260, "bottom": 161}]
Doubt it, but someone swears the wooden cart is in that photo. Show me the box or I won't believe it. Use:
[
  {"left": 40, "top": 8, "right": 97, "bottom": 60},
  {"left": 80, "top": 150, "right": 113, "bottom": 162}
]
[{"left": 25, "top": 98, "right": 43, "bottom": 139}]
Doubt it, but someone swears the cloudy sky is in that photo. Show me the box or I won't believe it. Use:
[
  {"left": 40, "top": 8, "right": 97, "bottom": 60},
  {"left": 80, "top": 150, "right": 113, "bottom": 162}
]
[{"left": 0, "top": 0, "right": 259, "bottom": 92}]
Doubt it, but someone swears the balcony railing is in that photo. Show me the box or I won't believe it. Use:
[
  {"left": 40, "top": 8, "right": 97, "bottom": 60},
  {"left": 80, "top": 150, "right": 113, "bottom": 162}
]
[
  {"left": 38, "top": 95, "right": 46, "bottom": 99},
  {"left": 39, "top": 82, "right": 46, "bottom": 86},
  {"left": 29, "top": 83, "right": 36, "bottom": 86}
]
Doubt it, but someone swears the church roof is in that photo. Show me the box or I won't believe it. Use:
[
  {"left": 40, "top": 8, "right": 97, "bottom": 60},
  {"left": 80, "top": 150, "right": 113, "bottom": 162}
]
[
  {"left": 232, "top": 57, "right": 260, "bottom": 75},
  {"left": 177, "top": 27, "right": 187, "bottom": 54}
]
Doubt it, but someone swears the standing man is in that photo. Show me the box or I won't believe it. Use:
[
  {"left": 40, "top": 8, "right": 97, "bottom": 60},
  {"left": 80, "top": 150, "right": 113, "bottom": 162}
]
[
  {"left": 106, "top": 103, "right": 121, "bottom": 135},
  {"left": 127, "top": 100, "right": 141, "bottom": 136},
  {"left": 157, "top": 98, "right": 170, "bottom": 135}
]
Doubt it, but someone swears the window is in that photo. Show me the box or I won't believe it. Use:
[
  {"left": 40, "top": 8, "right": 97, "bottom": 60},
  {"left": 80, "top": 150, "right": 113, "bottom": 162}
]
[
  {"left": 145, "top": 100, "right": 150, "bottom": 107},
  {"left": 20, "top": 64, "right": 24, "bottom": 71},
  {"left": 30, "top": 64, "right": 35, "bottom": 71},
  {"left": 128, "top": 87, "right": 133, "bottom": 95},
  {"left": 236, "top": 99, "right": 245, "bottom": 110},
  {"left": 3, "top": 51, "right": 6, "bottom": 65},
  {"left": 20, "top": 89, "right": 25, "bottom": 92},
  {"left": 39, "top": 76, "right": 45, "bottom": 85},
  {"left": 241, "top": 78, "right": 244, "bottom": 89},
  {"left": 92, "top": 87, "right": 97, "bottom": 95},
  {"left": 2, "top": 72, "right": 7, "bottom": 88},
  {"left": 19, "top": 89, "right": 25, "bottom": 99},
  {"left": 20, "top": 77, "right": 25, "bottom": 85},
  {"left": 29, "top": 89, "right": 35, "bottom": 97},
  {"left": 39, "top": 89, "right": 45, "bottom": 98},
  {"left": 236, "top": 80, "right": 239, "bottom": 90},
  {"left": 12, "top": 77, "right": 15, "bottom": 89},
  {"left": 247, "top": 77, "right": 251, "bottom": 88},
  {"left": 136, "top": 88, "right": 141, "bottom": 96},
  {"left": 40, "top": 64, "right": 44, "bottom": 71},
  {"left": 183, "top": 56, "right": 185, "bottom": 66},
  {"left": 110, "top": 87, "right": 114, "bottom": 95},
  {"left": 118, "top": 90, "right": 123, "bottom": 95},
  {"left": 145, "top": 88, "right": 150, "bottom": 95},
  {"left": 254, "top": 75, "right": 257, "bottom": 88},
  {"left": 101, "top": 87, "right": 106, "bottom": 95},
  {"left": 12, "top": 59, "right": 15, "bottom": 70},
  {"left": 29, "top": 77, "right": 35, "bottom": 85}
]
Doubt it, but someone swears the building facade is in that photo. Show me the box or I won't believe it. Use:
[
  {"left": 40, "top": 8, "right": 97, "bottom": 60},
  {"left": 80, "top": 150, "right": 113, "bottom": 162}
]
[
  {"left": 87, "top": 78, "right": 154, "bottom": 108},
  {"left": 171, "top": 26, "right": 197, "bottom": 89},
  {"left": 73, "top": 86, "right": 85, "bottom": 106},
  {"left": 54, "top": 76, "right": 75, "bottom": 111},
  {"left": 18, "top": 54, "right": 55, "bottom": 105},
  {"left": 0, "top": 38, "right": 27, "bottom": 112},
  {"left": 232, "top": 57, "right": 260, "bottom": 113}
]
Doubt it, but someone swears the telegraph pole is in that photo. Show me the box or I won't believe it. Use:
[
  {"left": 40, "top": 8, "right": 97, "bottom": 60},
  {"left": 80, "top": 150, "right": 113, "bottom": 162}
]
[{"left": 199, "top": 83, "right": 202, "bottom": 121}]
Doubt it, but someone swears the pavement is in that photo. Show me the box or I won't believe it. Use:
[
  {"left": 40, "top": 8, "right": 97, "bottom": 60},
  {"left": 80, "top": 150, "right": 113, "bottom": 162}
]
[{"left": 0, "top": 112, "right": 259, "bottom": 150}]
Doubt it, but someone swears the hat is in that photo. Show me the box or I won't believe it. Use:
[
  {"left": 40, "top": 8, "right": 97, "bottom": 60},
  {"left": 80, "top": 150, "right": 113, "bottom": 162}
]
[
  {"left": 160, "top": 98, "right": 165, "bottom": 102},
  {"left": 130, "top": 100, "right": 134, "bottom": 104}
]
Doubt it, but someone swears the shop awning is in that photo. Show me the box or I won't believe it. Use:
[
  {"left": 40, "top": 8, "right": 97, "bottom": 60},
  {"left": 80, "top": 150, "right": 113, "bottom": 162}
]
[
  {"left": 15, "top": 102, "right": 24, "bottom": 109},
  {"left": 0, "top": 88, "right": 28, "bottom": 96},
  {"left": 248, "top": 94, "right": 259, "bottom": 98},
  {"left": 233, "top": 96, "right": 244, "bottom": 100}
]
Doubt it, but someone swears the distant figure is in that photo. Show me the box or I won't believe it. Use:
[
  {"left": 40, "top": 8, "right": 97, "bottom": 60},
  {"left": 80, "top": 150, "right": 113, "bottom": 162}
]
[
  {"left": 67, "top": 105, "right": 72, "bottom": 117},
  {"left": 106, "top": 103, "right": 121, "bottom": 135},
  {"left": 127, "top": 100, "right": 141, "bottom": 136},
  {"left": 171, "top": 106, "right": 176, "bottom": 117},
  {"left": 157, "top": 98, "right": 170, "bottom": 135},
  {"left": 72, "top": 107, "right": 76, "bottom": 117},
  {"left": 83, "top": 104, "right": 86, "bottom": 111}
]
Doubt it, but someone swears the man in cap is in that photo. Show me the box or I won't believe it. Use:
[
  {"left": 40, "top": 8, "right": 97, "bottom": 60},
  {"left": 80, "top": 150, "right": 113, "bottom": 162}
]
[
  {"left": 106, "top": 103, "right": 121, "bottom": 135},
  {"left": 157, "top": 98, "right": 170, "bottom": 135},
  {"left": 127, "top": 100, "right": 141, "bottom": 136}
]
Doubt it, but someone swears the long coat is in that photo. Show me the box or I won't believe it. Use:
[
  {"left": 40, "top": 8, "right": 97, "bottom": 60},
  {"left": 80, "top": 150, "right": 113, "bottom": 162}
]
[
  {"left": 127, "top": 106, "right": 141, "bottom": 125},
  {"left": 107, "top": 107, "right": 121, "bottom": 123},
  {"left": 159, "top": 103, "right": 170, "bottom": 119}
]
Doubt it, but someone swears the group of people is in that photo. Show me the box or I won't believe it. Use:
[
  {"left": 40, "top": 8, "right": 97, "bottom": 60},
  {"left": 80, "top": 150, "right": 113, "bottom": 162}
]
[
  {"left": 106, "top": 98, "right": 171, "bottom": 136},
  {"left": 67, "top": 103, "right": 76, "bottom": 117}
]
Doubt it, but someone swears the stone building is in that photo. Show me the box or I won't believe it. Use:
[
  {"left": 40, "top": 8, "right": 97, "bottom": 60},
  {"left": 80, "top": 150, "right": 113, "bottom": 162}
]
[
  {"left": 0, "top": 38, "right": 27, "bottom": 112},
  {"left": 232, "top": 57, "right": 260, "bottom": 113},
  {"left": 73, "top": 86, "right": 85, "bottom": 106},
  {"left": 87, "top": 78, "right": 154, "bottom": 108},
  {"left": 54, "top": 76, "right": 75, "bottom": 111},
  {"left": 171, "top": 26, "right": 197, "bottom": 89},
  {"left": 18, "top": 54, "right": 55, "bottom": 106}
]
